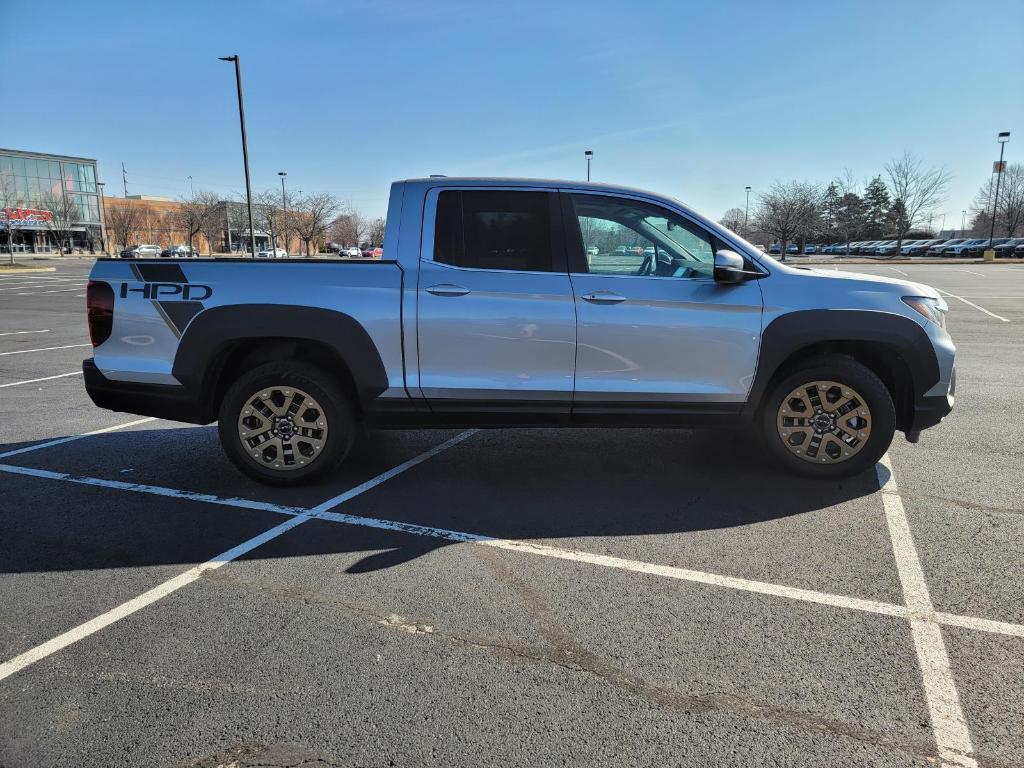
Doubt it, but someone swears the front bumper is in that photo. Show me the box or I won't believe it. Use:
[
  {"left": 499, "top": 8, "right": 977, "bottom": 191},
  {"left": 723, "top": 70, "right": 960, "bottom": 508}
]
[{"left": 908, "top": 365, "right": 955, "bottom": 434}]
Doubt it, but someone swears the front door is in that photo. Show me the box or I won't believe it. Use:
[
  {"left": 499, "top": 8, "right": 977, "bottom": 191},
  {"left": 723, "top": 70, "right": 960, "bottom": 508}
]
[
  {"left": 564, "top": 192, "right": 764, "bottom": 407},
  {"left": 416, "top": 188, "right": 576, "bottom": 412}
]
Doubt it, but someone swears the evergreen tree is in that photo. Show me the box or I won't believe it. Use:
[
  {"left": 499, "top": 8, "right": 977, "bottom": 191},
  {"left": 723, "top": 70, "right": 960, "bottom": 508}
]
[{"left": 863, "top": 176, "right": 891, "bottom": 238}]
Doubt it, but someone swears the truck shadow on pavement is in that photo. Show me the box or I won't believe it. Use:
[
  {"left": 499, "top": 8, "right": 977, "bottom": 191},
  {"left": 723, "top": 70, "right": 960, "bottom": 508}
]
[{"left": 0, "top": 425, "right": 884, "bottom": 575}]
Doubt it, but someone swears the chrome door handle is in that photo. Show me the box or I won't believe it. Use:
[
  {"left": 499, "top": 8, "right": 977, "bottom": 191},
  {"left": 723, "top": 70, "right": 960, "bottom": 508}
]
[
  {"left": 426, "top": 284, "right": 470, "bottom": 297},
  {"left": 581, "top": 291, "right": 626, "bottom": 305}
]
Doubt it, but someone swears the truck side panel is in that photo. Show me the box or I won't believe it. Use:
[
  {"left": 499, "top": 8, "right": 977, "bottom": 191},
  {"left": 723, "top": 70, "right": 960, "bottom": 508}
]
[{"left": 89, "top": 259, "right": 406, "bottom": 398}]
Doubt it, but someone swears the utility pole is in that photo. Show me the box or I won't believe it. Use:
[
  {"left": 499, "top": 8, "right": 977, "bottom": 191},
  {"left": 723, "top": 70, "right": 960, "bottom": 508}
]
[
  {"left": 121, "top": 163, "right": 128, "bottom": 197},
  {"left": 584, "top": 150, "right": 593, "bottom": 182},
  {"left": 219, "top": 55, "right": 258, "bottom": 258},
  {"left": 278, "top": 171, "right": 288, "bottom": 255}
]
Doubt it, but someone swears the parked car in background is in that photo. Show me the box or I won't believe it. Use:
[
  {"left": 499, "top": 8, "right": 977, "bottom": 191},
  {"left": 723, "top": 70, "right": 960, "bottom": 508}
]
[
  {"left": 161, "top": 245, "right": 200, "bottom": 258},
  {"left": 962, "top": 238, "right": 1009, "bottom": 257},
  {"left": 1014, "top": 240, "right": 1024, "bottom": 257},
  {"left": 256, "top": 247, "right": 288, "bottom": 259},
  {"left": 944, "top": 238, "right": 989, "bottom": 256},
  {"left": 785, "top": 243, "right": 799, "bottom": 254},
  {"left": 876, "top": 240, "right": 916, "bottom": 256},
  {"left": 119, "top": 244, "right": 161, "bottom": 259},
  {"left": 803, "top": 244, "right": 817, "bottom": 254},
  {"left": 341, "top": 246, "right": 361, "bottom": 258},
  {"left": 926, "top": 239, "right": 966, "bottom": 256},
  {"left": 993, "top": 237, "right": 1024, "bottom": 257},
  {"left": 768, "top": 243, "right": 781, "bottom": 255},
  {"left": 366, "top": 247, "right": 384, "bottom": 259},
  {"left": 903, "top": 239, "right": 945, "bottom": 256}
]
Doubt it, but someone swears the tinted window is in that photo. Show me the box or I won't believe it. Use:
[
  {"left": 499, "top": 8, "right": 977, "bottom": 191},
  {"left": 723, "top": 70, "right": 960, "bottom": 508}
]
[
  {"left": 570, "top": 194, "right": 717, "bottom": 279},
  {"left": 434, "top": 190, "right": 555, "bottom": 272}
]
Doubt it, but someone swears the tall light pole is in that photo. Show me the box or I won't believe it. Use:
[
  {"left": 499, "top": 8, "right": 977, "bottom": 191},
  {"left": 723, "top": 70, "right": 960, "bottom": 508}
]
[
  {"left": 219, "top": 55, "right": 257, "bottom": 258},
  {"left": 277, "top": 171, "right": 288, "bottom": 256},
  {"left": 584, "top": 150, "right": 593, "bottom": 182},
  {"left": 186, "top": 175, "right": 194, "bottom": 197},
  {"left": 961, "top": 210, "right": 967, "bottom": 237},
  {"left": 988, "top": 131, "right": 1011, "bottom": 250},
  {"left": 744, "top": 186, "right": 751, "bottom": 234},
  {"left": 97, "top": 182, "right": 107, "bottom": 254}
]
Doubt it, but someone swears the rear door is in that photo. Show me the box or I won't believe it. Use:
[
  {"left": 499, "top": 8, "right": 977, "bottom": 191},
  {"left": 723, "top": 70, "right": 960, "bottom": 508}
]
[
  {"left": 563, "top": 191, "right": 764, "bottom": 408},
  {"left": 416, "top": 187, "right": 576, "bottom": 412}
]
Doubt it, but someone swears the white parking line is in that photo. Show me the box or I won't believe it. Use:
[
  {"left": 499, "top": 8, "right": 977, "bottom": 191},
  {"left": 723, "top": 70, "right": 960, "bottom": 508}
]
[
  {"left": 0, "top": 430, "right": 476, "bottom": 683},
  {"left": 878, "top": 456, "right": 977, "bottom": 768},
  {"left": 936, "top": 289, "right": 1011, "bottom": 322},
  {"left": 0, "top": 329, "right": 50, "bottom": 336},
  {"left": 0, "top": 281, "right": 84, "bottom": 291},
  {"left": 1, "top": 452, "right": 1021, "bottom": 645},
  {"left": 0, "top": 417, "right": 156, "bottom": 460},
  {"left": 887, "top": 267, "right": 910, "bottom": 276},
  {"left": 0, "top": 371, "right": 83, "bottom": 389},
  {"left": 0, "top": 344, "right": 92, "bottom": 357},
  {"left": 958, "top": 270, "right": 985, "bottom": 277}
]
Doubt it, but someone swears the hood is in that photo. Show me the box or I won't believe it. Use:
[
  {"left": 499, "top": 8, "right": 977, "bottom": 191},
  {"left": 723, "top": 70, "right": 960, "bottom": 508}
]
[{"left": 800, "top": 267, "right": 941, "bottom": 300}]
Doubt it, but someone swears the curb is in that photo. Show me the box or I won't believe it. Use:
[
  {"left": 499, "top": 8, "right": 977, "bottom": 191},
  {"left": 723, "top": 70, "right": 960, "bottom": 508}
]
[{"left": 0, "top": 266, "right": 57, "bottom": 274}]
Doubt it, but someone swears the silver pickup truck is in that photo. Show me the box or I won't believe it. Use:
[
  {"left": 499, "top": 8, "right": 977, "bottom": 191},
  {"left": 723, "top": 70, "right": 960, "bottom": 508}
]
[{"left": 84, "top": 177, "right": 955, "bottom": 485}]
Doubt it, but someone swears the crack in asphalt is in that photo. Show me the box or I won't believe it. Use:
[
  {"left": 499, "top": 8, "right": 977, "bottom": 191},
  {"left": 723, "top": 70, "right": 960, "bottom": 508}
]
[{"left": 201, "top": 560, "right": 960, "bottom": 766}]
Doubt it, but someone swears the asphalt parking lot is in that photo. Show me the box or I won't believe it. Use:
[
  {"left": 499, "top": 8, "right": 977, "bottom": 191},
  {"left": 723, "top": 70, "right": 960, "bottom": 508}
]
[{"left": 1, "top": 257, "right": 1022, "bottom": 768}]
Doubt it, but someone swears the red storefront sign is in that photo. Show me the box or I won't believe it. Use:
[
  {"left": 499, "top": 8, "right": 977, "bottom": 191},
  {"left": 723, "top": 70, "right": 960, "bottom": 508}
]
[{"left": 3, "top": 208, "right": 53, "bottom": 223}]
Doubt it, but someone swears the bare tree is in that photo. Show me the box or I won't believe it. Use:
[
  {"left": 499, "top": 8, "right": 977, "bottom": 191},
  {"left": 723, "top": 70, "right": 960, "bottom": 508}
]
[
  {"left": 38, "top": 191, "right": 81, "bottom": 254},
  {"left": 753, "top": 181, "right": 820, "bottom": 261},
  {"left": 971, "top": 163, "right": 1024, "bottom": 238},
  {"left": 105, "top": 200, "right": 147, "bottom": 253},
  {"left": 253, "top": 190, "right": 289, "bottom": 255},
  {"left": 173, "top": 192, "right": 221, "bottom": 254},
  {"left": 329, "top": 210, "right": 363, "bottom": 249},
  {"left": 197, "top": 195, "right": 225, "bottom": 256},
  {"left": 0, "top": 172, "right": 17, "bottom": 264},
  {"left": 366, "top": 216, "right": 386, "bottom": 247},
  {"left": 293, "top": 192, "right": 340, "bottom": 256},
  {"left": 884, "top": 151, "right": 950, "bottom": 255},
  {"left": 719, "top": 208, "right": 746, "bottom": 233}
]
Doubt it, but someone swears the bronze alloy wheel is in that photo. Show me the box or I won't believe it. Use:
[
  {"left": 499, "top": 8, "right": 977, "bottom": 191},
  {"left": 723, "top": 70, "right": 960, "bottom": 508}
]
[
  {"left": 236, "top": 386, "right": 329, "bottom": 472},
  {"left": 775, "top": 380, "right": 872, "bottom": 464}
]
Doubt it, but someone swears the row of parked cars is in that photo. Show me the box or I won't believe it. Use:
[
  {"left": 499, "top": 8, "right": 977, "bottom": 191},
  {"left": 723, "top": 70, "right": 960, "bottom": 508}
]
[
  {"left": 769, "top": 237, "right": 1024, "bottom": 258},
  {"left": 119, "top": 244, "right": 200, "bottom": 259}
]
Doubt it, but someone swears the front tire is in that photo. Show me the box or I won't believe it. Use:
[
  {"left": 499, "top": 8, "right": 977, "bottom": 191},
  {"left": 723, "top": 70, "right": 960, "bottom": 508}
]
[
  {"left": 218, "top": 361, "right": 355, "bottom": 486},
  {"left": 760, "top": 356, "right": 895, "bottom": 480}
]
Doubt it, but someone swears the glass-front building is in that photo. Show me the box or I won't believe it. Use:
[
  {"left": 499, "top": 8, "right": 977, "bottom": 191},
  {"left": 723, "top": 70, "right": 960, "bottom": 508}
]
[{"left": 0, "top": 148, "right": 103, "bottom": 253}]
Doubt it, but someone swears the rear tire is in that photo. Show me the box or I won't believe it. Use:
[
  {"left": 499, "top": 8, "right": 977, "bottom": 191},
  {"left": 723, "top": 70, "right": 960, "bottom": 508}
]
[
  {"left": 759, "top": 355, "right": 895, "bottom": 480},
  {"left": 218, "top": 361, "right": 355, "bottom": 486}
]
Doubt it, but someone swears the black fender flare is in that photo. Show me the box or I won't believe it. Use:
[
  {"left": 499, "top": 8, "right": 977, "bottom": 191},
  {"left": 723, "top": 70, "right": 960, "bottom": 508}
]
[
  {"left": 172, "top": 304, "right": 389, "bottom": 410},
  {"left": 743, "top": 309, "right": 940, "bottom": 417}
]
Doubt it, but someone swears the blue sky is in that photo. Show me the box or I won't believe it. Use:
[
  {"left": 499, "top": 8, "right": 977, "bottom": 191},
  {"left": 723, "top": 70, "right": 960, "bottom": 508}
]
[{"left": 5, "top": 0, "right": 1021, "bottom": 224}]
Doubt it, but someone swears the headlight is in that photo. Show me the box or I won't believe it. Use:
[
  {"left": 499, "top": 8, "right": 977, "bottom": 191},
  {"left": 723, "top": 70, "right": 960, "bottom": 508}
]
[{"left": 903, "top": 296, "right": 947, "bottom": 328}]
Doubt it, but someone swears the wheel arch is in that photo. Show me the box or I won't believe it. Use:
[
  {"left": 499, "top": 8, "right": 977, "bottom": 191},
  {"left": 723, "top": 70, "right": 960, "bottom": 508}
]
[
  {"left": 746, "top": 310, "right": 939, "bottom": 432},
  {"left": 173, "top": 305, "right": 388, "bottom": 422}
]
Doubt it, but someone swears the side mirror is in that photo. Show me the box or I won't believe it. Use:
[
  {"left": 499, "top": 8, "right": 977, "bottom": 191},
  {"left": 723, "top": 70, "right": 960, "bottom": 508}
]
[{"left": 713, "top": 249, "right": 748, "bottom": 283}]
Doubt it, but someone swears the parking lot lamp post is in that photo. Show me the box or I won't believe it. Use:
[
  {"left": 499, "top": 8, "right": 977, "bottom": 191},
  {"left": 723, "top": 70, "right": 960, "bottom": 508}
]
[
  {"left": 988, "top": 132, "right": 1010, "bottom": 251},
  {"left": 218, "top": 55, "right": 258, "bottom": 259},
  {"left": 278, "top": 171, "right": 288, "bottom": 253},
  {"left": 744, "top": 186, "right": 751, "bottom": 234},
  {"left": 97, "top": 182, "right": 106, "bottom": 255},
  {"left": 961, "top": 210, "right": 966, "bottom": 237},
  {"left": 584, "top": 150, "right": 593, "bottom": 182}
]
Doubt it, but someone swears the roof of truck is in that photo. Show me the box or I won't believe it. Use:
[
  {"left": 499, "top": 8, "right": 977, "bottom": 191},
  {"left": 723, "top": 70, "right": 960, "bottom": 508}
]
[{"left": 399, "top": 176, "right": 671, "bottom": 198}]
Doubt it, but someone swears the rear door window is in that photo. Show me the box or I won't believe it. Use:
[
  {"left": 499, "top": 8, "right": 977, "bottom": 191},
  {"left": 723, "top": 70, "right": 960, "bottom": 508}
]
[{"left": 433, "top": 190, "right": 561, "bottom": 272}]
